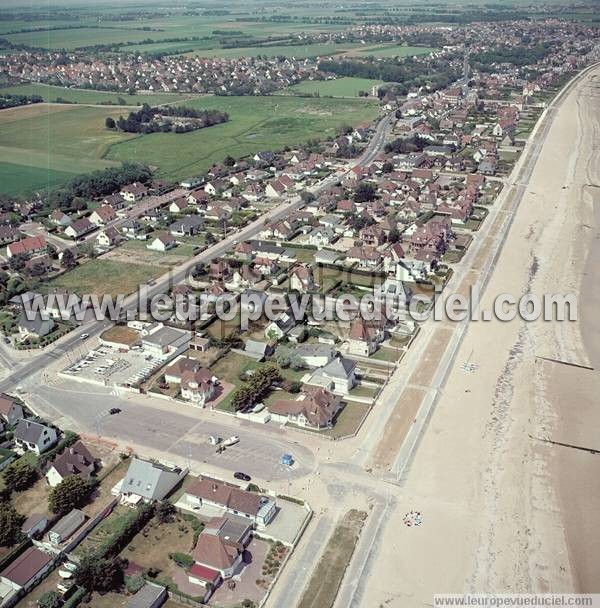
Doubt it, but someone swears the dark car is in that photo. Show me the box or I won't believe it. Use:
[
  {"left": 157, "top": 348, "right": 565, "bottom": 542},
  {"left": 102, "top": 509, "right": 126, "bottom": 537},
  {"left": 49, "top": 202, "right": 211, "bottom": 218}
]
[
  {"left": 233, "top": 472, "right": 251, "bottom": 482},
  {"left": 109, "top": 408, "right": 121, "bottom": 415}
]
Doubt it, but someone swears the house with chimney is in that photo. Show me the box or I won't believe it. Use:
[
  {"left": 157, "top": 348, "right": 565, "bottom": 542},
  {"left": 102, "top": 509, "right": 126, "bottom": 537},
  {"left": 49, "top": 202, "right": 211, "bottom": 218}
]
[
  {"left": 120, "top": 182, "right": 148, "bottom": 202},
  {"left": 190, "top": 516, "right": 252, "bottom": 585},
  {"left": 7, "top": 235, "right": 47, "bottom": 259},
  {"left": 45, "top": 440, "right": 97, "bottom": 487},
  {"left": 269, "top": 388, "right": 342, "bottom": 430},
  {"left": 180, "top": 476, "right": 277, "bottom": 527}
]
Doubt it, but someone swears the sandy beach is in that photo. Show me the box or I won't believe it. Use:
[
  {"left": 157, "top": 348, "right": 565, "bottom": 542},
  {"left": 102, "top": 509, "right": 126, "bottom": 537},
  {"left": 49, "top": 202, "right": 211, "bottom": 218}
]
[{"left": 354, "top": 66, "right": 600, "bottom": 606}]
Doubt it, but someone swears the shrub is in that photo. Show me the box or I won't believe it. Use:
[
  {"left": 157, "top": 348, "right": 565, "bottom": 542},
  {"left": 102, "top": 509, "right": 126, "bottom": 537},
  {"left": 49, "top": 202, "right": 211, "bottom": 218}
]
[{"left": 169, "top": 552, "right": 194, "bottom": 569}]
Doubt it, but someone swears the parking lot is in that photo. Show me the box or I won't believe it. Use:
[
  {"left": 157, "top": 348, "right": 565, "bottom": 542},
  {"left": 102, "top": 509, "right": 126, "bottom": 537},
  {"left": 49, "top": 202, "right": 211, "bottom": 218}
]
[{"left": 60, "top": 344, "right": 170, "bottom": 387}]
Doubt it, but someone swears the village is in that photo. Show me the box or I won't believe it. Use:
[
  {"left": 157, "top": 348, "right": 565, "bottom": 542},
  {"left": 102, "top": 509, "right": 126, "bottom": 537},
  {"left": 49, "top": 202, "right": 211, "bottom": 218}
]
[{"left": 0, "top": 14, "right": 597, "bottom": 608}]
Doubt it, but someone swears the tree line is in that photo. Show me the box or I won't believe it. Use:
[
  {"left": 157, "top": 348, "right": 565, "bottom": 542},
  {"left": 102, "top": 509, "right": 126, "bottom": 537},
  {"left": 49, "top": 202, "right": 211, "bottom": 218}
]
[
  {"left": 106, "top": 103, "right": 229, "bottom": 134},
  {"left": 0, "top": 93, "right": 43, "bottom": 109}
]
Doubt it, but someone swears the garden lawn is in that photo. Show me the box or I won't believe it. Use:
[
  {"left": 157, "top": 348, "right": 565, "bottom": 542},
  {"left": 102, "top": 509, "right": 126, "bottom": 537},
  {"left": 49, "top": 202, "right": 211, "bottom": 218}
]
[
  {"left": 48, "top": 259, "right": 162, "bottom": 297},
  {"left": 120, "top": 514, "right": 198, "bottom": 576}
]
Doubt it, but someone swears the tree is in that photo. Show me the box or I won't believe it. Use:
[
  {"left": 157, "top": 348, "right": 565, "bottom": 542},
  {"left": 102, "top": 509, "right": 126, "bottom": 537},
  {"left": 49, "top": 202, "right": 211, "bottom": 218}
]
[
  {"left": 105, "top": 117, "right": 116, "bottom": 129},
  {"left": 155, "top": 501, "right": 175, "bottom": 523},
  {"left": 48, "top": 476, "right": 96, "bottom": 515},
  {"left": 388, "top": 228, "right": 400, "bottom": 243},
  {"left": 354, "top": 183, "right": 376, "bottom": 204},
  {"left": 382, "top": 161, "right": 394, "bottom": 174},
  {"left": 74, "top": 554, "right": 124, "bottom": 592},
  {"left": 38, "top": 591, "right": 61, "bottom": 608},
  {"left": 223, "top": 155, "right": 236, "bottom": 167},
  {"left": 3, "top": 460, "right": 38, "bottom": 493},
  {"left": 0, "top": 501, "right": 24, "bottom": 546},
  {"left": 61, "top": 248, "right": 77, "bottom": 270}
]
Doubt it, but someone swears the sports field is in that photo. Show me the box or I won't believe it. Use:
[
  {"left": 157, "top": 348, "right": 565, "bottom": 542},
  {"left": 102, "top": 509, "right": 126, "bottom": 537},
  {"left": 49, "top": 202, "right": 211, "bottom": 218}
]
[
  {"left": 286, "top": 77, "right": 384, "bottom": 98},
  {"left": 106, "top": 95, "right": 379, "bottom": 181}
]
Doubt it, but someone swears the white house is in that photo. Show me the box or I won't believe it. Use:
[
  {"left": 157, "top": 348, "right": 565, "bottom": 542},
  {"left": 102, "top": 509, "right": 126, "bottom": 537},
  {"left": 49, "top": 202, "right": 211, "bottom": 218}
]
[{"left": 14, "top": 420, "right": 58, "bottom": 455}]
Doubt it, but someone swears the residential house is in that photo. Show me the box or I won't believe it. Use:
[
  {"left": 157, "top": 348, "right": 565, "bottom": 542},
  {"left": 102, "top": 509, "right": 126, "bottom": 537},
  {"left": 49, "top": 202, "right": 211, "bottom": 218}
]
[
  {"left": 120, "top": 182, "right": 148, "bottom": 202},
  {"left": 147, "top": 231, "right": 177, "bottom": 252},
  {"left": 191, "top": 516, "right": 252, "bottom": 580},
  {"left": 169, "top": 197, "right": 190, "bottom": 214},
  {"left": 7, "top": 235, "right": 46, "bottom": 259},
  {"left": 49, "top": 208, "right": 72, "bottom": 227},
  {"left": 121, "top": 219, "right": 143, "bottom": 238},
  {"left": 289, "top": 264, "right": 315, "bottom": 292},
  {"left": 117, "top": 457, "right": 186, "bottom": 504},
  {"left": 264, "top": 310, "right": 297, "bottom": 341},
  {"left": 360, "top": 225, "right": 386, "bottom": 247},
  {"left": 346, "top": 245, "right": 382, "bottom": 269},
  {"left": 102, "top": 194, "right": 127, "bottom": 210},
  {"left": 0, "top": 547, "right": 53, "bottom": 598},
  {"left": 306, "top": 356, "right": 357, "bottom": 395},
  {"left": 181, "top": 477, "right": 276, "bottom": 526},
  {"left": 169, "top": 215, "right": 204, "bottom": 237},
  {"left": 14, "top": 419, "right": 58, "bottom": 455},
  {"left": 269, "top": 388, "right": 342, "bottom": 430},
  {"left": 89, "top": 205, "right": 117, "bottom": 226},
  {"left": 45, "top": 440, "right": 97, "bottom": 487},
  {"left": 293, "top": 343, "right": 334, "bottom": 368},
  {"left": 187, "top": 189, "right": 209, "bottom": 207},
  {"left": 347, "top": 319, "right": 385, "bottom": 356},
  {"left": 95, "top": 226, "right": 122, "bottom": 249},
  {"left": 307, "top": 226, "right": 334, "bottom": 248},
  {"left": 64, "top": 217, "right": 94, "bottom": 239},
  {"left": 0, "top": 394, "right": 24, "bottom": 426}
]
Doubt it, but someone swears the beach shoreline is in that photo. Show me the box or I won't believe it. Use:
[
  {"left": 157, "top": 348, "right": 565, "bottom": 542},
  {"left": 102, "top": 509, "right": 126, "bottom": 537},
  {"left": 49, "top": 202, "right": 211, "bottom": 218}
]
[{"left": 355, "top": 65, "right": 600, "bottom": 606}]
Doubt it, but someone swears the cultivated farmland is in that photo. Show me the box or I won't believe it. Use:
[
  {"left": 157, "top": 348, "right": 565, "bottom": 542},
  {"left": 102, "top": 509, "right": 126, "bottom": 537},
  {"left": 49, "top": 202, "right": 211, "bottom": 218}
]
[
  {"left": 0, "top": 83, "right": 197, "bottom": 106},
  {"left": 0, "top": 103, "right": 134, "bottom": 195}
]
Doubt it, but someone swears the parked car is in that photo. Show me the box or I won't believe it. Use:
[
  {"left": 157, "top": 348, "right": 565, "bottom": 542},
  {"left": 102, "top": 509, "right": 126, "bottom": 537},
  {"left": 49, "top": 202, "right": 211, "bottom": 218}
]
[
  {"left": 223, "top": 435, "right": 239, "bottom": 447},
  {"left": 234, "top": 472, "right": 251, "bottom": 482}
]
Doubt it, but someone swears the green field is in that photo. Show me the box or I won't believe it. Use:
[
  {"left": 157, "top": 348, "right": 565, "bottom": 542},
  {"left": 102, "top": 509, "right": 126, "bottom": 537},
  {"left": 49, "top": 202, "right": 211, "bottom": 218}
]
[
  {"left": 49, "top": 259, "right": 162, "bottom": 297},
  {"left": 286, "top": 77, "right": 383, "bottom": 98},
  {"left": 182, "top": 42, "right": 363, "bottom": 60},
  {"left": 0, "top": 94, "right": 378, "bottom": 195},
  {"left": 0, "top": 83, "right": 198, "bottom": 106},
  {"left": 0, "top": 161, "right": 74, "bottom": 196},
  {"left": 0, "top": 103, "right": 134, "bottom": 195},
  {"left": 106, "top": 95, "right": 379, "bottom": 180},
  {"left": 355, "top": 44, "right": 437, "bottom": 58}
]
